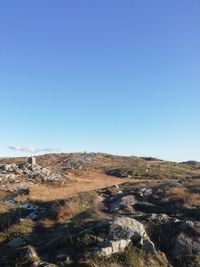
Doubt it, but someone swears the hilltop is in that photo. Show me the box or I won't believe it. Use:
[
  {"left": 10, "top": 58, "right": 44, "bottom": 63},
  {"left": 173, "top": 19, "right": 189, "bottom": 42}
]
[{"left": 0, "top": 153, "right": 200, "bottom": 267}]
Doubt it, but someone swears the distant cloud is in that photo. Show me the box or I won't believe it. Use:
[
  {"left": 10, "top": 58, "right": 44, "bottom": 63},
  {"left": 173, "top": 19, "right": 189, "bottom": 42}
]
[{"left": 8, "top": 146, "right": 59, "bottom": 153}]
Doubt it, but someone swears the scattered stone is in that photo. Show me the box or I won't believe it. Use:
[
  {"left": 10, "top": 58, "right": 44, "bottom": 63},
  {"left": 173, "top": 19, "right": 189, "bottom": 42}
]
[
  {"left": 106, "top": 168, "right": 134, "bottom": 178},
  {"left": 62, "top": 153, "right": 98, "bottom": 170},
  {"left": 147, "top": 213, "right": 172, "bottom": 223},
  {"left": 4, "top": 199, "right": 17, "bottom": 206},
  {"left": 109, "top": 195, "right": 136, "bottom": 212},
  {"left": 0, "top": 164, "right": 17, "bottom": 172},
  {"left": 0, "top": 161, "right": 63, "bottom": 193},
  {"left": 137, "top": 187, "right": 153, "bottom": 197},
  {"left": 155, "top": 181, "right": 181, "bottom": 189},
  {"left": 21, "top": 202, "right": 47, "bottom": 220}
]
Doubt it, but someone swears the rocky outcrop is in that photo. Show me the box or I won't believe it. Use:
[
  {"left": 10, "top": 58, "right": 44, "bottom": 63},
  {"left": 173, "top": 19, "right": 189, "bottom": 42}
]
[
  {"left": 62, "top": 152, "right": 100, "bottom": 170},
  {"left": 172, "top": 221, "right": 200, "bottom": 263},
  {"left": 174, "top": 232, "right": 200, "bottom": 257},
  {"left": 106, "top": 168, "right": 134, "bottom": 178},
  {"left": 93, "top": 217, "right": 156, "bottom": 257},
  {"left": 94, "top": 239, "right": 132, "bottom": 257},
  {"left": 109, "top": 195, "right": 136, "bottom": 212},
  {"left": 0, "top": 162, "right": 63, "bottom": 192},
  {"left": 108, "top": 217, "right": 147, "bottom": 242}
]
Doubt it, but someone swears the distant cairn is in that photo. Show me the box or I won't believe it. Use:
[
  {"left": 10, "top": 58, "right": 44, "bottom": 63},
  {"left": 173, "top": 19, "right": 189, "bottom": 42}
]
[{"left": 28, "top": 156, "right": 36, "bottom": 166}]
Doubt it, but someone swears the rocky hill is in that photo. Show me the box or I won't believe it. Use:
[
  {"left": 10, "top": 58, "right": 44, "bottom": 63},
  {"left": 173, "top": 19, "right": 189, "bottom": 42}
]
[{"left": 0, "top": 153, "right": 200, "bottom": 267}]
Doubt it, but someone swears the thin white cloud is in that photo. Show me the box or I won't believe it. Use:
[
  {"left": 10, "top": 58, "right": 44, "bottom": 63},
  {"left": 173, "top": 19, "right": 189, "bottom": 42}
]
[{"left": 8, "top": 146, "right": 59, "bottom": 153}]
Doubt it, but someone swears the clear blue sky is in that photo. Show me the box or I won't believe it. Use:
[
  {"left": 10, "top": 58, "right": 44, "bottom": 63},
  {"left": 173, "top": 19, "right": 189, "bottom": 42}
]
[{"left": 0, "top": 0, "right": 200, "bottom": 161}]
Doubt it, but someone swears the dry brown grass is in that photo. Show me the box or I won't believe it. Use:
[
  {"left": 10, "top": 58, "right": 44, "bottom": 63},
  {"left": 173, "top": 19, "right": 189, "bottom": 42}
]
[
  {"left": 28, "top": 171, "right": 128, "bottom": 201},
  {"left": 57, "top": 201, "right": 79, "bottom": 221},
  {"left": 56, "top": 191, "right": 99, "bottom": 222},
  {"left": 0, "top": 190, "right": 10, "bottom": 201},
  {"left": 168, "top": 187, "right": 200, "bottom": 207}
]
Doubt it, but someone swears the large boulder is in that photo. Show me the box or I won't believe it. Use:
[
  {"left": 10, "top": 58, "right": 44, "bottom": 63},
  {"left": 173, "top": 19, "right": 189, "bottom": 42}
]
[
  {"left": 108, "top": 217, "right": 147, "bottom": 242},
  {"left": 93, "top": 217, "right": 156, "bottom": 257}
]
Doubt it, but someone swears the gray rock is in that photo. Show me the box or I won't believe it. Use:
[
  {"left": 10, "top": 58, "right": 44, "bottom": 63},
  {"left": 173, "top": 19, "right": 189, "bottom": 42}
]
[
  {"left": 109, "top": 195, "right": 136, "bottom": 212},
  {"left": 138, "top": 187, "right": 152, "bottom": 197},
  {"left": 0, "top": 161, "right": 63, "bottom": 193},
  {"left": 63, "top": 153, "right": 98, "bottom": 170},
  {"left": 94, "top": 239, "right": 131, "bottom": 257},
  {"left": 93, "top": 217, "right": 156, "bottom": 257},
  {"left": 108, "top": 217, "right": 147, "bottom": 242},
  {"left": 174, "top": 232, "right": 200, "bottom": 257},
  {"left": 0, "top": 173, "right": 17, "bottom": 180},
  {"left": 147, "top": 213, "right": 179, "bottom": 223}
]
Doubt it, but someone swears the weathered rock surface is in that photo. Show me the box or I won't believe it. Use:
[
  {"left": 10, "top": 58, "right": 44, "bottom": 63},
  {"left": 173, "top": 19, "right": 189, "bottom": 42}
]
[
  {"left": 174, "top": 232, "right": 200, "bottom": 257},
  {"left": 106, "top": 168, "right": 134, "bottom": 178},
  {"left": 108, "top": 217, "right": 147, "bottom": 241},
  {"left": 147, "top": 213, "right": 179, "bottom": 223},
  {"left": 0, "top": 162, "right": 63, "bottom": 192},
  {"left": 94, "top": 217, "right": 156, "bottom": 257},
  {"left": 1, "top": 154, "right": 200, "bottom": 267},
  {"left": 109, "top": 195, "right": 136, "bottom": 212},
  {"left": 62, "top": 152, "right": 102, "bottom": 170},
  {"left": 94, "top": 239, "right": 132, "bottom": 257}
]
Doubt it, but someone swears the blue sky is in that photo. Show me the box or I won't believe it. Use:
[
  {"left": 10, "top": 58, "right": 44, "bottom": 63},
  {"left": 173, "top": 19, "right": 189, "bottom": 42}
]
[{"left": 0, "top": 0, "right": 200, "bottom": 161}]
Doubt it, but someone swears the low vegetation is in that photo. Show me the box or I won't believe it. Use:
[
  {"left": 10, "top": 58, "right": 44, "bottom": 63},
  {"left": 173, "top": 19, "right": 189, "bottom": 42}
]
[{"left": 0, "top": 153, "right": 200, "bottom": 266}]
